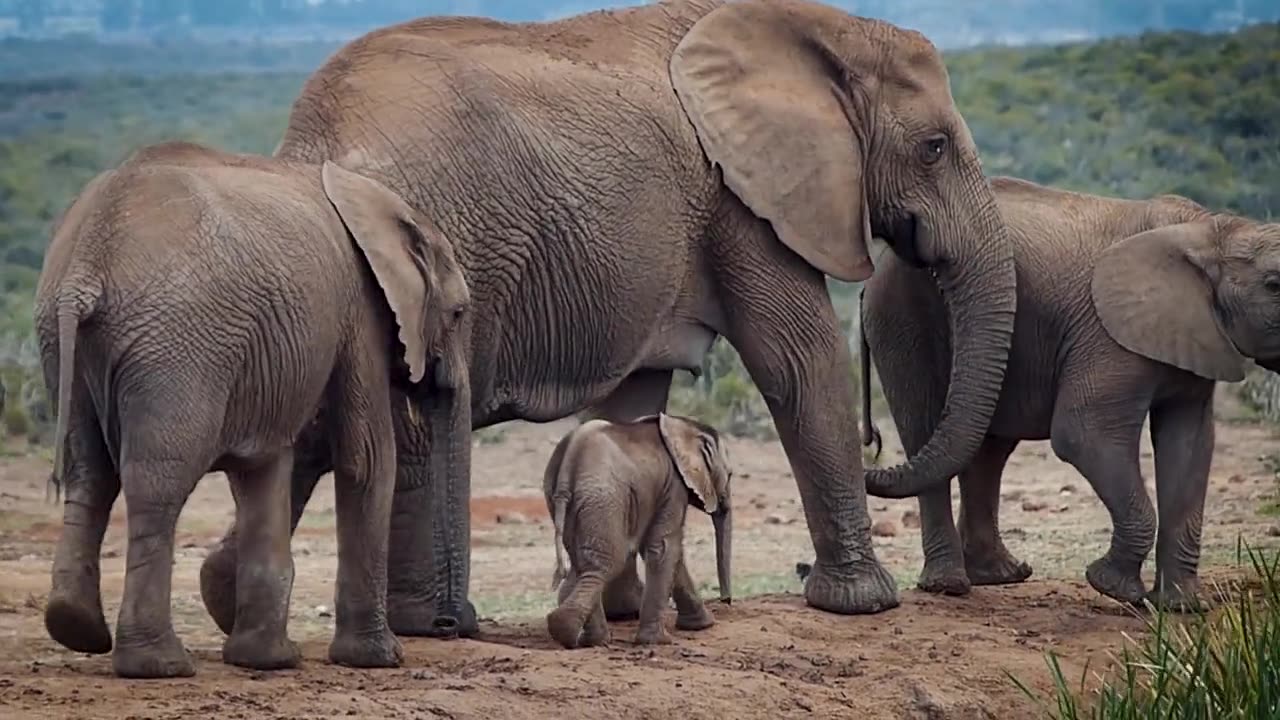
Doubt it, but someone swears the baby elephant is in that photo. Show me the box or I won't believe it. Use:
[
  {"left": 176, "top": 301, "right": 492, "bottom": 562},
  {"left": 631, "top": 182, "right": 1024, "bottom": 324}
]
[
  {"left": 543, "top": 413, "right": 732, "bottom": 648},
  {"left": 35, "top": 141, "right": 469, "bottom": 678}
]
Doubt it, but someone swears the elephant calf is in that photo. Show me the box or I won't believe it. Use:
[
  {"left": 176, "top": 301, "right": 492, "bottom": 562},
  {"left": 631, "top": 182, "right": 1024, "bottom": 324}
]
[
  {"left": 34, "top": 140, "right": 469, "bottom": 678},
  {"left": 861, "top": 175, "right": 1280, "bottom": 609},
  {"left": 544, "top": 413, "right": 732, "bottom": 648}
]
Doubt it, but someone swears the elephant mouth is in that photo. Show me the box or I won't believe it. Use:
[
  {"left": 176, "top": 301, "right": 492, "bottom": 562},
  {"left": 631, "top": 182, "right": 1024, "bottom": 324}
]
[{"left": 875, "top": 212, "right": 926, "bottom": 269}]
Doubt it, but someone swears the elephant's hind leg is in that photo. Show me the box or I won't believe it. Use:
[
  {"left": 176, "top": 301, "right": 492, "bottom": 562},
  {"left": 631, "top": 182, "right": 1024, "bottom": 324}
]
[
  {"left": 957, "top": 436, "right": 1033, "bottom": 586},
  {"left": 45, "top": 381, "right": 119, "bottom": 655},
  {"left": 1147, "top": 389, "right": 1214, "bottom": 612},
  {"left": 220, "top": 448, "right": 302, "bottom": 670},
  {"left": 112, "top": 442, "right": 209, "bottom": 678},
  {"left": 1050, "top": 378, "right": 1154, "bottom": 605},
  {"left": 547, "top": 506, "right": 626, "bottom": 648}
]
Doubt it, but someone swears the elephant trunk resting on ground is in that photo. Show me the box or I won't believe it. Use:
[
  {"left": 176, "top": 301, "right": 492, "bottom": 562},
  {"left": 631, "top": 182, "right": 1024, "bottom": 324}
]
[
  {"left": 860, "top": 175, "right": 1280, "bottom": 608},
  {"left": 35, "top": 141, "right": 470, "bottom": 678},
  {"left": 199, "top": 0, "right": 1017, "bottom": 634}
]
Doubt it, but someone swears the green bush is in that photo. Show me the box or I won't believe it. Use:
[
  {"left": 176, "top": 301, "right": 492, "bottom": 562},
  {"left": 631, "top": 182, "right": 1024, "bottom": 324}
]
[
  {"left": 3, "top": 402, "right": 29, "bottom": 437},
  {"left": 1009, "top": 542, "right": 1280, "bottom": 719}
]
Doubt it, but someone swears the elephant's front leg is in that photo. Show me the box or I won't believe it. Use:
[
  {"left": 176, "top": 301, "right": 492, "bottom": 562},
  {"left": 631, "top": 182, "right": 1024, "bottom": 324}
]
[
  {"left": 580, "top": 369, "right": 675, "bottom": 620},
  {"left": 957, "top": 436, "right": 1032, "bottom": 586},
  {"left": 199, "top": 415, "right": 331, "bottom": 636},
  {"left": 388, "top": 383, "right": 476, "bottom": 638},
  {"left": 722, "top": 260, "right": 898, "bottom": 615},
  {"left": 1050, "top": 383, "right": 1154, "bottom": 605},
  {"left": 1147, "top": 391, "right": 1214, "bottom": 612}
]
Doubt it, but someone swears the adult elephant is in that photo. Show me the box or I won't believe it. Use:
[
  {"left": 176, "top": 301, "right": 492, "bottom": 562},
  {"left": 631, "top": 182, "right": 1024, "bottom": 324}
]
[
  {"left": 200, "top": 0, "right": 1016, "bottom": 636},
  {"left": 860, "top": 176, "right": 1280, "bottom": 608}
]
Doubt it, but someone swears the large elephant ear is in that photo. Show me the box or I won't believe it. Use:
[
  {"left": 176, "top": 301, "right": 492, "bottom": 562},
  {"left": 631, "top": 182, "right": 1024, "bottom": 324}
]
[
  {"left": 670, "top": 0, "right": 873, "bottom": 282},
  {"left": 1091, "top": 222, "right": 1245, "bottom": 382},
  {"left": 657, "top": 413, "right": 719, "bottom": 514},
  {"left": 321, "top": 161, "right": 431, "bottom": 383}
]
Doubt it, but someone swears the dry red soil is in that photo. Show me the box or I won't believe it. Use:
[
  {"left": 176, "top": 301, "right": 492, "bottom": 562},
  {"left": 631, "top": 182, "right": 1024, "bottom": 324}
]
[{"left": 1, "top": 392, "right": 1277, "bottom": 719}]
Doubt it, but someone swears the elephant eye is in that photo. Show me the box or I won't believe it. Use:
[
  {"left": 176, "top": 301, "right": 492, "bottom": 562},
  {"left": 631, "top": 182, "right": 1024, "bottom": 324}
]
[
  {"left": 921, "top": 136, "right": 947, "bottom": 165},
  {"left": 1265, "top": 274, "right": 1280, "bottom": 294}
]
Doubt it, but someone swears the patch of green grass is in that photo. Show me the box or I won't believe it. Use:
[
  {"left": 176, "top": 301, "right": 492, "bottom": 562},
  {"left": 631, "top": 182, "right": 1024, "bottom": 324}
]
[{"left": 1009, "top": 540, "right": 1280, "bottom": 719}]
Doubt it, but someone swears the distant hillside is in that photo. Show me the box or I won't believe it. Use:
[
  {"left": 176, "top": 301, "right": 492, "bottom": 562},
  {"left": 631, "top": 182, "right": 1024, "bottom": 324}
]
[
  {"left": 0, "top": 21, "right": 1275, "bottom": 437},
  {"left": 1, "top": 0, "right": 1278, "bottom": 56}
]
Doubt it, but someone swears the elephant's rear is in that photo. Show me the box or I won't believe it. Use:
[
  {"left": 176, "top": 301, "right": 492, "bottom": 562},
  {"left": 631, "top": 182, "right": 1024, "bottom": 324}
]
[{"left": 37, "top": 149, "right": 352, "bottom": 472}]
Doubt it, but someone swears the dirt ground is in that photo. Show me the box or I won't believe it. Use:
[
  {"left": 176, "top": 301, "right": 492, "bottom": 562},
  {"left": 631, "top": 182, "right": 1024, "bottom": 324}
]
[{"left": 1, "top": 391, "right": 1278, "bottom": 719}]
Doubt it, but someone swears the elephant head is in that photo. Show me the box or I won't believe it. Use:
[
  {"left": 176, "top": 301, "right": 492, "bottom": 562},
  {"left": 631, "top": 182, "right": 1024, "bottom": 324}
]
[
  {"left": 669, "top": 0, "right": 1016, "bottom": 497},
  {"left": 320, "top": 161, "right": 471, "bottom": 391},
  {"left": 1092, "top": 217, "right": 1280, "bottom": 380},
  {"left": 657, "top": 413, "right": 733, "bottom": 603}
]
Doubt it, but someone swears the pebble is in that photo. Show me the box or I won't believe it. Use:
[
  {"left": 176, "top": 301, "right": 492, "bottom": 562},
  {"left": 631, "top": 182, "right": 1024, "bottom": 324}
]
[
  {"left": 870, "top": 519, "right": 899, "bottom": 537},
  {"left": 765, "top": 514, "right": 786, "bottom": 525},
  {"left": 901, "top": 510, "right": 921, "bottom": 529},
  {"left": 495, "top": 511, "right": 529, "bottom": 525},
  {"left": 1020, "top": 498, "right": 1048, "bottom": 512}
]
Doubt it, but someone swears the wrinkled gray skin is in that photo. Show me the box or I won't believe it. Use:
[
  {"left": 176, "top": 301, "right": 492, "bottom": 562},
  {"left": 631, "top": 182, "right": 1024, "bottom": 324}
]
[
  {"left": 34, "top": 141, "right": 469, "bottom": 678},
  {"left": 200, "top": 0, "right": 1017, "bottom": 636},
  {"left": 544, "top": 414, "right": 732, "bottom": 648},
  {"left": 860, "top": 176, "right": 1280, "bottom": 609}
]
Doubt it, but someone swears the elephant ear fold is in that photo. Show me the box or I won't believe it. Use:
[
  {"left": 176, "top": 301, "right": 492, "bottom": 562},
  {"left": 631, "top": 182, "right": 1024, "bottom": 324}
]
[
  {"left": 1092, "top": 222, "right": 1245, "bottom": 382},
  {"left": 321, "top": 161, "right": 431, "bottom": 384},
  {"left": 670, "top": 0, "right": 873, "bottom": 282},
  {"left": 657, "top": 413, "right": 719, "bottom": 514}
]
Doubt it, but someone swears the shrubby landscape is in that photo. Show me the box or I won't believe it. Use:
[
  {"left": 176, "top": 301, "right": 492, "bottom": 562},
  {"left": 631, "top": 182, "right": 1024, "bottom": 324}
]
[{"left": 0, "top": 17, "right": 1278, "bottom": 720}]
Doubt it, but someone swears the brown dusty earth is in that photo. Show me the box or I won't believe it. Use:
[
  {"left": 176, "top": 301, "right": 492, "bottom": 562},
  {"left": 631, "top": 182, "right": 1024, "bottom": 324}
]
[{"left": 1, "top": 391, "right": 1278, "bottom": 719}]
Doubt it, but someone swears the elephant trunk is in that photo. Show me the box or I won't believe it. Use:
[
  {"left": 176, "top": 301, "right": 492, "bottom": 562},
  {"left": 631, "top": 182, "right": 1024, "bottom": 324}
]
[
  {"left": 713, "top": 501, "right": 732, "bottom": 604},
  {"left": 427, "top": 342, "right": 474, "bottom": 634},
  {"left": 864, "top": 188, "right": 1016, "bottom": 498}
]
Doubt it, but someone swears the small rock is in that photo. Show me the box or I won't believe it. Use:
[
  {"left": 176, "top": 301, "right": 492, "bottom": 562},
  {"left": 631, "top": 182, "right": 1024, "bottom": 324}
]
[
  {"left": 315, "top": 605, "right": 332, "bottom": 618},
  {"left": 871, "top": 519, "right": 898, "bottom": 537},
  {"left": 1002, "top": 490, "right": 1025, "bottom": 502},
  {"left": 102, "top": 549, "right": 120, "bottom": 559},
  {"left": 1228, "top": 474, "right": 1247, "bottom": 484},
  {"left": 765, "top": 514, "right": 786, "bottom": 525},
  {"left": 495, "top": 511, "right": 529, "bottom": 525},
  {"left": 873, "top": 504, "right": 889, "bottom": 512},
  {"left": 1059, "top": 484, "right": 1076, "bottom": 495},
  {"left": 1268, "top": 525, "right": 1280, "bottom": 537},
  {"left": 1020, "top": 498, "right": 1048, "bottom": 512},
  {"left": 752, "top": 500, "right": 768, "bottom": 510},
  {"left": 900, "top": 510, "right": 921, "bottom": 529},
  {"left": 1053, "top": 504, "right": 1070, "bottom": 513}
]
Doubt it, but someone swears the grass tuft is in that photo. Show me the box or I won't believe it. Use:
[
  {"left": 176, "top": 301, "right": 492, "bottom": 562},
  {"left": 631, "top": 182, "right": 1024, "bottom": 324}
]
[{"left": 1008, "top": 540, "right": 1280, "bottom": 719}]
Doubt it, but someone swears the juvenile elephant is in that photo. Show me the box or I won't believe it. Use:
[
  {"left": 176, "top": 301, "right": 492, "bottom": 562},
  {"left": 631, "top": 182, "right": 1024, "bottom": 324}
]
[
  {"left": 544, "top": 414, "right": 732, "bottom": 648},
  {"left": 34, "top": 141, "right": 469, "bottom": 678},
  {"left": 200, "top": 0, "right": 1018, "bottom": 635},
  {"left": 860, "top": 175, "right": 1280, "bottom": 608}
]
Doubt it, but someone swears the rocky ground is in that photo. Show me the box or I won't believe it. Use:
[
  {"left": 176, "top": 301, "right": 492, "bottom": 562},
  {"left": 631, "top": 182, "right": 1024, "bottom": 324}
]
[{"left": 0, "top": 390, "right": 1277, "bottom": 719}]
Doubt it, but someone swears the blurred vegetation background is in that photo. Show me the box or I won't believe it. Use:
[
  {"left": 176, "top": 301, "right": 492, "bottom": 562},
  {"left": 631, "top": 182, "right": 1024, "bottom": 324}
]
[{"left": 0, "top": 22, "right": 1277, "bottom": 441}]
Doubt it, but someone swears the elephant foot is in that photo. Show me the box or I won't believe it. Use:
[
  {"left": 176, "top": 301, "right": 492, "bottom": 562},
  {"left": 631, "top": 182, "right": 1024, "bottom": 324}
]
[
  {"left": 602, "top": 580, "right": 644, "bottom": 622},
  {"left": 198, "top": 542, "right": 239, "bottom": 636},
  {"left": 917, "top": 556, "right": 972, "bottom": 596},
  {"left": 1086, "top": 555, "right": 1146, "bottom": 605},
  {"left": 328, "top": 627, "right": 404, "bottom": 669},
  {"left": 222, "top": 630, "right": 301, "bottom": 671},
  {"left": 804, "top": 558, "right": 900, "bottom": 614},
  {"left": 112, "top": 630, "right": 196, "bottom": 679},
  {"left": 580, "top": 616, "right": 611, "bottom": 648},
  {"left": 634, "top": 624, "right": 673, "bottom": 645},
  {"left": 546, "top": 607, "right": 584, "bottom": 649},
  {"left": 1147, "top": 575, "right": 1205, "bottom": 613},
  {"left": 675, "top": 605, "right": 715, "bottom": 632},
  {"left": 965, "top": 546, "right": 1033, "bottom": 586},
  {"left": 44, "top": 592, "right": 112, "bottom": 654},
  {"left": 388, "top": 594, "right": 479, "bottom": 639}
]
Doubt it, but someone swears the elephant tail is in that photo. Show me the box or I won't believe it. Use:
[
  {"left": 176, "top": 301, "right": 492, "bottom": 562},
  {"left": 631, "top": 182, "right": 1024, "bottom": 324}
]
[
  {"left": 858, "top": 289, "right": 883, "bottom": 463},
  {"left": 551, "top": 494, "right": 570, "bottom": 590},
  {"left": 50, "top": 291, "right": 97, "bottom": 505}
]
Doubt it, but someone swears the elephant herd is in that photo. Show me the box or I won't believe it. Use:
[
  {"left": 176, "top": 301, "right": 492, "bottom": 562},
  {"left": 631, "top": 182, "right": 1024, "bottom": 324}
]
[{"left": 29, "top": 0, "right": 1279, "bottom": 680}]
